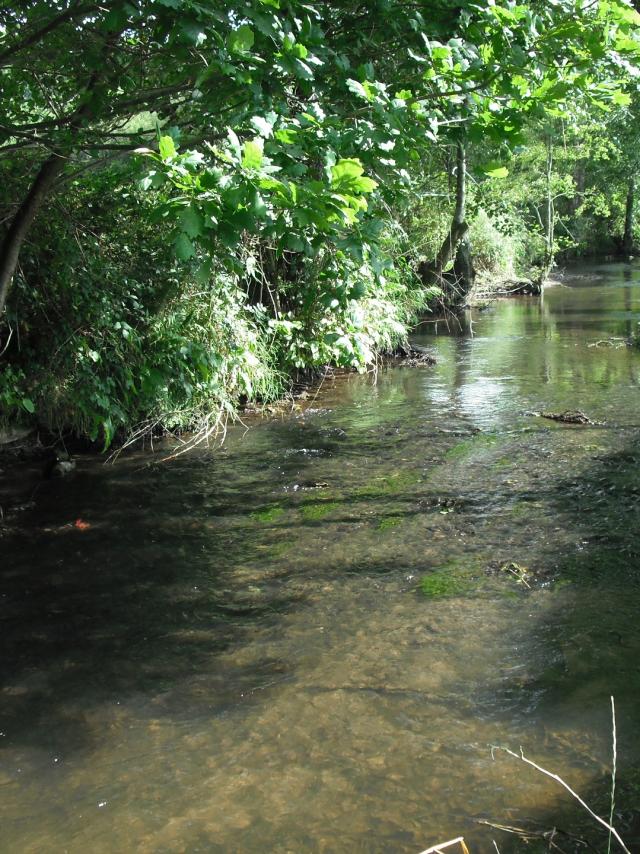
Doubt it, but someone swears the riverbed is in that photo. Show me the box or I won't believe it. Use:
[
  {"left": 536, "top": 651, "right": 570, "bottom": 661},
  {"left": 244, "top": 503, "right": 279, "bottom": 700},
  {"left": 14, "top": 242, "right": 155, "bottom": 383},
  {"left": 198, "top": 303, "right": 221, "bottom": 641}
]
[{"left": 2, "top": 262, "right": 640, "bottom": 852}]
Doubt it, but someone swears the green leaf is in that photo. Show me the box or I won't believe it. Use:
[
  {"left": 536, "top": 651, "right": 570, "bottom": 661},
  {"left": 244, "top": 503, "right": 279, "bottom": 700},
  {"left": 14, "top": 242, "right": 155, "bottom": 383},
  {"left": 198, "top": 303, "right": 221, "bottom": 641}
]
[
  {"left": 293, "top": 59, "right": 314, "bottom": 80},
  {"left": 330, "top": 159, "right": 377, "bottom": 194},
  {"left": 331, "top": 158, "right": 364, "bottom": 188},
  {"left": 229, "top": 24, "right": 254, "bottom": 54},
  {"left": 484, "top": 166, "right": 509, "bottom": 179},
  {"left": 181, "top": 21, "right": 206, "bottom": 45},
  {"left": 252, "top": 192, "right": 267, "bottom": 218},
  {"left": 158, "top": 135, "right": 176, "bottom": 160},
  {"left": 140, "top": 170, "right": 165, "bottom": 191},
  {"left": 615, "top": 35, "right": 640, "bottom": 54},
  {"left": 242, "top": 138, "right": 264, "bottom": 170},
  {"left": 195, "top": 260, "right": 213, "bottom": 284},
  {"left": 611, "top": 90, "right": 632, "bottom": 106},
  {"left": 251, "top": 115, "right": 274, "bottom": 138},
  {"left": 352, "top": 176, "right": 378, "bottom": 193},
  {"left": 346, "top": 79, "right": 372, "bottom": 101},
  {"left": 609, "top": 0, "right": 640, "bottom": 26},
  {"left": 275, "top": 128, "right": 298, "bottom": 144},
  {"left": 226, "top": 127, "right": 242, "bottom": 161},
  {"left": 286, "top": 233, "right": 306, "bottom": 252},
  {"left": 22, "top": 397, "right": 35, "bottom": 414},
  {"left": 431, "top": 46, "right": 450, "bottom": 61},
  {"left": 175, "top": 233, "right": 195, "bottom": 260},
  {"left": 180, "top": 204, "right": 204, "bottom": 238}
]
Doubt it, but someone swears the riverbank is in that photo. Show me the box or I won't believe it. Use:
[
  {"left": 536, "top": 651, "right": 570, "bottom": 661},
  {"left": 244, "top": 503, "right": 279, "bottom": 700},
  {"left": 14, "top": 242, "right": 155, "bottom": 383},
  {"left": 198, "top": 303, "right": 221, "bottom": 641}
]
[
  {"left": 0, "top": 345, "right": 439, "bottom": 530},
  {"left": 464, "top": 271, "right": 569, "bottom": 305}
]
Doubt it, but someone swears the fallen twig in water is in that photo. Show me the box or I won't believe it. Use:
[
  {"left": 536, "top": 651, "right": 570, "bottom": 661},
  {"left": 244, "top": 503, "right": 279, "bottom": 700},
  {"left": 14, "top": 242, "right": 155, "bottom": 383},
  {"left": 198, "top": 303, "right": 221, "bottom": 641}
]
[
  {"left": 608, "top": 695, "right": 618, "bottom": 854},
  {"left": 427, "top": 699, "right": 626, "bottom": 853},
  {"left": 418, "top": 836, "right": 469, "bottom": 854},
  {"left": 477, "top": 819, "right": 598, "bottom": 852},
  {"left": 491, "top": 700, "right": 630, "bottom": 854}
]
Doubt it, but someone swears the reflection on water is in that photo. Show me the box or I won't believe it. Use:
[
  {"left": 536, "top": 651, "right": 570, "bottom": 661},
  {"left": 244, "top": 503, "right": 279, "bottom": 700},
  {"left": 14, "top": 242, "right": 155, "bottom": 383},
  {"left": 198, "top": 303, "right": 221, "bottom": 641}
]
[{"left": 2, "top": 262, "right": 640, "bottom": 852}]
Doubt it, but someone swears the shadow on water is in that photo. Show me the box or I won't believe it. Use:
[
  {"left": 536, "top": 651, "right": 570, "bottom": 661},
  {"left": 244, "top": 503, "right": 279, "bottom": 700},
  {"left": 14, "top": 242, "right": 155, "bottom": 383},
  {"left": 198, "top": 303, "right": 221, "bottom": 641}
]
[
  {"left": 0, "top": 457, "right": 313, "bottom": 754},
  {"left": 0, "top": 425, "right": 475, "bottom": 744},
  {"left": 483, "top": 429, "right": 640, "bottom": 852},
  {"left": 0, "top": 415, "right": 443, "bottom": 754}
]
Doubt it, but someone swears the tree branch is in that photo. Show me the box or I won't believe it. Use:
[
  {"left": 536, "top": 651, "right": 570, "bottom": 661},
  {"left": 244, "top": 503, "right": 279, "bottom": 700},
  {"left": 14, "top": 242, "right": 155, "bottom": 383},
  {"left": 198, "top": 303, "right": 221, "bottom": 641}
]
[{"left": 0, "top": 2, "right": 100, "bottom": 67}]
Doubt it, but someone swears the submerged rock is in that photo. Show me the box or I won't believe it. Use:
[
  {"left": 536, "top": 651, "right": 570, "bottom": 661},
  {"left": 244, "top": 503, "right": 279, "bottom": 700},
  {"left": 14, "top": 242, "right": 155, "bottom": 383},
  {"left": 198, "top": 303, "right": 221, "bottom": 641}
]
[
  {"left": 43, "top": 450, "right": 76, "bottom": 478},
  {"left": 394, "top": 342, "right": 437, "bottom": 367},
  {"left": 527, "top": 409, "right": 600, "bottom": 425}
]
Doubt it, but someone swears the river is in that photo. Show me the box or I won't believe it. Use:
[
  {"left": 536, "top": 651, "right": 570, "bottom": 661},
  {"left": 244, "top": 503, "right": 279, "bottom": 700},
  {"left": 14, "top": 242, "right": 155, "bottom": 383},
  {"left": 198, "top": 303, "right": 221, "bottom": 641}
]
[{"left": 2, "top": 262, "right": 640, "bottom": 852}]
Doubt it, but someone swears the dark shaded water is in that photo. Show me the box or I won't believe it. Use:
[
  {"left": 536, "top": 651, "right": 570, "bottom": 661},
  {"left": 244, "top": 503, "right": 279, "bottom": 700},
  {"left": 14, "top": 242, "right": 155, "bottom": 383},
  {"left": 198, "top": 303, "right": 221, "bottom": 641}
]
[{"left": 2, "top": 263, "right": 640, "bottom": 852}]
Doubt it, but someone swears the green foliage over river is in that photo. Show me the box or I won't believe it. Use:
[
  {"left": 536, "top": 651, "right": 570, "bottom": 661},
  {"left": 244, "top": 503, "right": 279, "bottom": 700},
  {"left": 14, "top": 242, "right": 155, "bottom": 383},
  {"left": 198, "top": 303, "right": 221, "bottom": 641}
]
[{"left": 2, "top": 1, "right": 640, "bottom": 445}]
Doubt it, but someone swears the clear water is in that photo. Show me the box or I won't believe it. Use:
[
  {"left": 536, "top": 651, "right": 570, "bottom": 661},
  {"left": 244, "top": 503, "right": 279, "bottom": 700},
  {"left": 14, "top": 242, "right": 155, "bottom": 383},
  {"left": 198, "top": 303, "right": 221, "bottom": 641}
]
[{"left": 2, "top": 263, "right": 640, "bottom": 852}]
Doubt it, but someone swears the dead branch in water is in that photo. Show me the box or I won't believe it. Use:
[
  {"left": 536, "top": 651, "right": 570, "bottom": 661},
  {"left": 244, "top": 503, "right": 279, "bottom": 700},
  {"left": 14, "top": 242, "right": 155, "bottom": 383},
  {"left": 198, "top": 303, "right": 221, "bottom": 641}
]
[
  {"left": 491, "top": 729, "right": 630, "bottom": 854},
  {"left": 418, "top": 837, "right": 470, "bottom": 854},
  {"left": 477, "top": 818, "right": 599, "bottom": 852}
]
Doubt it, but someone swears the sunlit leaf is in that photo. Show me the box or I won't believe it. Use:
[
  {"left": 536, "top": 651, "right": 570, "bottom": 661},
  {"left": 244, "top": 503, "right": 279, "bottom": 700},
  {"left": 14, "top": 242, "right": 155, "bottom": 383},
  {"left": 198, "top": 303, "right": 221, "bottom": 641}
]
[
  {"left": 242, "top": 138, "right": 264, "bottom": 170},
  {"left": 158, "top": 135, "right": 176, "bottom": 160}
]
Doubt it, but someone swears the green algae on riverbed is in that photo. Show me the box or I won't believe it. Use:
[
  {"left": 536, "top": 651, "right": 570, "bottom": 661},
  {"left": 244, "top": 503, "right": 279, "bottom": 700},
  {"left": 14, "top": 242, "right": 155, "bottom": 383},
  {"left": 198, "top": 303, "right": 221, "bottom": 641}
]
[
  {"left": 300, "top": 500, "right": 340, "bottom": 521},
  {"left": 444, "top": 431, "right": 501, "bottom": 460},
  {"left": 419, "top": 555, "right": 495, "bottom": 598},
  {"left": 377, "top": 515, "right": 404, "bottom": 531},
  {"left": 420, "top": 565, "right": 477, "bottom": 597},
  {"left": 351, "top": 468, "right": 423, "bottom": 499},
  {"left": 251, "top": 504, "right": 286, "bottom": 523}
]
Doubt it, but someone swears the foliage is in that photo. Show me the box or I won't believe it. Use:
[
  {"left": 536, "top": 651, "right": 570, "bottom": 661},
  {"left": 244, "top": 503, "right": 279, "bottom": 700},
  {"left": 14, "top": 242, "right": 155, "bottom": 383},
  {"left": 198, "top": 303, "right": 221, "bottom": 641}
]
[
  {"left": 0, "top": 172, "right": 282, "bottom": 443},
  {"left": 1, "top": 1, "right": 640, "bottom": 443},
  {"left": 467, "top": 209, "right": 518, "bottom": 276}
]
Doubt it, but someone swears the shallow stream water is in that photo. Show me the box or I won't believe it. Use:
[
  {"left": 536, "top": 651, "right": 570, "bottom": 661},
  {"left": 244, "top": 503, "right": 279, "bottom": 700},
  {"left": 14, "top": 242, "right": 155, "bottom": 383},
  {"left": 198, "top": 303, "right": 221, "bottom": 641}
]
[{"left": 3, "top": 263, "right": 640, "bottom": 852}]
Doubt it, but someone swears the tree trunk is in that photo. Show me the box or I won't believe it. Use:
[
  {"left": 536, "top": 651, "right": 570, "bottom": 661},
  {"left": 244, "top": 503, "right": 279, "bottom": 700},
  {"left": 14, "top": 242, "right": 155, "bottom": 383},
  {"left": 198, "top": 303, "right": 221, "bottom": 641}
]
[
  {"left": 623, "top": 177, "right": 635, "bottom": 255},
  {"left": 0, "top": 30, "right": 122, "bottom": 317},
  {"left": 453, "top": 232, "right": 475, "bottom": 302},
  {"left": 419, "top": 140, "right": 471, "bottom": 291},
  {"left": 542, "top": 136, "right": 554, "bottom": 279},
  {"left": 0, "top": 153, "right": 67, "bottom": 314}
]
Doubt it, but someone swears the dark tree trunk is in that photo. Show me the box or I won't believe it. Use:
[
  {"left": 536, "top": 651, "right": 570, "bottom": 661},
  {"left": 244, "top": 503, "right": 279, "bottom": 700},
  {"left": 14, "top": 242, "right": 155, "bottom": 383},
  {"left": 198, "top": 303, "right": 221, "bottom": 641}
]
[
  {"left": 453, "top": 233, "right": 475, "bottom": 302},
  {"left": 419, "top": 140, "right": 472, "bottom": 295},
  {"left": 0, "top": 30, "right": 121, "bottom": 317},
  {"left": 0, "top": 154, "right": 67, "bottom": 314},
  {"left": 623, "top": 177, "right": 635, "bottom": 255},
  {"left": 542, "top": 136, "right": 554, "bottom": 280}
]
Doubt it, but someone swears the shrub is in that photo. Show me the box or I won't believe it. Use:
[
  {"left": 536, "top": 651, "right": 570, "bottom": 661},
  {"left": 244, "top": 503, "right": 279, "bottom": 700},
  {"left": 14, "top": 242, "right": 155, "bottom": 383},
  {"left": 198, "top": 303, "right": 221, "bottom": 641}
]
[{"left": 468, "top": 209, "right": 518, "bottom": 276}]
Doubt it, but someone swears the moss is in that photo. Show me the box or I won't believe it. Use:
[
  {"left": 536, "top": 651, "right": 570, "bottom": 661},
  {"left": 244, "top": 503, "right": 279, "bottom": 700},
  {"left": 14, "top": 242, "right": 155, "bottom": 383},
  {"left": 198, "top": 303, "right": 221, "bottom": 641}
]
[
  {"left": 510, "top": 500, "right": 531, "bottom": 518},
  {"left": 491, "top": 455, "right": 513, "bottom": 470},
  {"left": 301, "top": 500, "right": 339, "bottom": 521},
  {"left": 445, "top": 432, "right": 500, "bottom": 460},
  {"left": 251, "top": 505, "right": 286, "bottom": 523},
  {"left": 255, "top": 540, "right": 291, "bottom": 557},
  {"left": 377, "top": 515, "right": 403, "bottom": 531},
  {"left": 420, "top": 568, "right": 475, "bottom": 598},
  {"left": 419, "top": 555, "right": 495, "bottom": 598},
  {"left": 352, "top": 468, "right": 421, "bottom": 499},
  {"left": 386, "top": 470, "right": 422, "bottom": 490}
]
